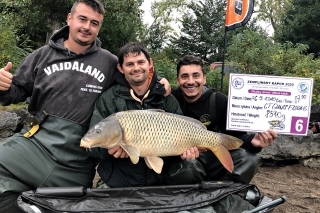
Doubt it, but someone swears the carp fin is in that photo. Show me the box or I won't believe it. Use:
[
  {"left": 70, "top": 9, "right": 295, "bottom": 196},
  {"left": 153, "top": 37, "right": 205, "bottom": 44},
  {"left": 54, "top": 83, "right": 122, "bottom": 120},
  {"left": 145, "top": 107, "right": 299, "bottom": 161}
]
[
  {"left": 145, "top": 109, "right": 165, "bottom": 113},
  {"left": 166, "top": 113, "right": 206, "bottom": 129},
  {"left": 210, "top": 134, "right": 243, "bottom": 173},
  {"left": 210, "top": 145, "right": 234, "bottom": 173},
  {"left": 197, "top": 147, "right": 208, "bottom": 152},
  {"left": 121, "top": 144, "right": 140, "bottom": 164},
  {"left": 145, "top": 109, "right": 206, "bottom": 129},
  {"left": 144, "top": 156, "right": 164, "bottom": 174}
]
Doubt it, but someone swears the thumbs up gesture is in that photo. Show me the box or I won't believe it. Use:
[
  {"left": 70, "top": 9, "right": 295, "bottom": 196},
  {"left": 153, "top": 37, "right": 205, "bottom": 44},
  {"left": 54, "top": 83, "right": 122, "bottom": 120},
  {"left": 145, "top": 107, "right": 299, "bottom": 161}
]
[{"left": 0, "top": 62, "right": 13, "bottom": 91}]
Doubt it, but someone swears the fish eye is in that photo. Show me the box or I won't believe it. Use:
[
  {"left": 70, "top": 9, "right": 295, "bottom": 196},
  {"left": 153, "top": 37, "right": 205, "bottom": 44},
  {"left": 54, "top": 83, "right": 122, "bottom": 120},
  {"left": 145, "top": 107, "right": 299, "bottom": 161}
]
[{"left": 95, "top": 129, "right": 101, "bottom": 134}]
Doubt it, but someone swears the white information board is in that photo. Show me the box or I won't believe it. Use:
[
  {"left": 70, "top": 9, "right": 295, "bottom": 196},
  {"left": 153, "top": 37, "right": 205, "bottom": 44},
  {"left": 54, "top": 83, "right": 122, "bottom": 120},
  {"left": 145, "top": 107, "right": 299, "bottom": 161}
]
[{"left": 227, "top": 74, "right": 313, "bottom": 135}]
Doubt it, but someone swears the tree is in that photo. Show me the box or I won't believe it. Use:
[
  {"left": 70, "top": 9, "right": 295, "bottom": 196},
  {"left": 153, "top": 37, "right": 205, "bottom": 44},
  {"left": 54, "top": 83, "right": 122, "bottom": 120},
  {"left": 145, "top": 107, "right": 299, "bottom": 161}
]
[
  {"left": 169, "top": 0, "right": 264, "bottom": 62},
  {"left": 255, "top": 0, "right": 291, "bottom": 35},
  {"left": 227, "top": 30, "right": 314, "bottom": 76},
  {"left": 143, "top": 0, "right": 187, "bottom": 54},
  {"left": 0, "top": 1, "right": 32, "bottom": 70},
  {"left": 275, "top": 0, "right": 320, "bottom": 56},
  {"left": 170, "top": 0, "right": 226, "bottom": 62},
  {"left": 226, "top": 29, "right": 320, "bottom": 103},
  {"left": 0, "top": 0, "right": 145, "bottom": 54},
  {"left": 99, "top": 0, "right": 145, "bottom": 54},
  {"left": 1, "top": 0, "right": 73, "bottom": 48}
]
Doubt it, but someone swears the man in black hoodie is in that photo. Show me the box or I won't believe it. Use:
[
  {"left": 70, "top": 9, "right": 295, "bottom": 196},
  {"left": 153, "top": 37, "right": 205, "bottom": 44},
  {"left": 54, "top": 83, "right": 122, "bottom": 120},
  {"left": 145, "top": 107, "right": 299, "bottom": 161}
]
[
  {"left": 172, "top": 55, "right": 277, "bottom": 184},
  {"left": 88, "top": 42, "right": 203, "bottom": 188}
]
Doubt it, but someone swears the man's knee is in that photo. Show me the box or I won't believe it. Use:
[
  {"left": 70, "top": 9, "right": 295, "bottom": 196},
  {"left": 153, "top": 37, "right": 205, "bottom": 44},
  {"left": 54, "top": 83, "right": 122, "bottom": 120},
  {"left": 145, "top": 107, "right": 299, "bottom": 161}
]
[
  {"left": 228, "top": 149, "right": 260, "bottom": 184},
  {"left": 164, "top": 160, "right": 206, "bottom": 185},
  {"left": 0, "top": 191, "right": 23, "bottom": 213},
  {"left": 0, "top": 165, "right": 23, "bottom": 213},
  {"left": 232, "top": 149, "right": 259, "bottom": 173}
]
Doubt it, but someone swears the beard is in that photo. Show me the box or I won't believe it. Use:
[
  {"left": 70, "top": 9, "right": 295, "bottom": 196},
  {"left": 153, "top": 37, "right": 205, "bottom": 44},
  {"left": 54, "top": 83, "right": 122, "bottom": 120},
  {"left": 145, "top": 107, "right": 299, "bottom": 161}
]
[
  {"left": 130, "top": 71, "right": 148, "bottom": 84},
  {"left": 75, "top": 30, "right": 93, "bottom": 46},
  {"left": 182, "top": 83, "right": 200, "bottom": 93},
  {"left": 181, "top": 83, "right": 203, "bottom": 102}
]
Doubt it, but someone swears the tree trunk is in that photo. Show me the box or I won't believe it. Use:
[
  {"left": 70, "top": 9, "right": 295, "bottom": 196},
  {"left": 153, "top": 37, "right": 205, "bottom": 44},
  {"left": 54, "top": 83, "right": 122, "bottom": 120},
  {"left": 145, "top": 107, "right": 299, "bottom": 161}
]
[{"left": 45, "top": 19, "right": 63, "bottom": 44}]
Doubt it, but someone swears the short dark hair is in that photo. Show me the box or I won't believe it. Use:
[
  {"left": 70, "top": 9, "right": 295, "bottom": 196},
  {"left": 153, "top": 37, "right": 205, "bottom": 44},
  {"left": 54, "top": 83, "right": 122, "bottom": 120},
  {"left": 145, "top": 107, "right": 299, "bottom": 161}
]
[
  {"left": 118, "top": 42, "right": 151, "bottom": 67},
  {"left": 71, "top": 0, "right": 105, "bottom": 15},
  {"left": 176, "top": 55, "right": 205, "bottom": 77}
]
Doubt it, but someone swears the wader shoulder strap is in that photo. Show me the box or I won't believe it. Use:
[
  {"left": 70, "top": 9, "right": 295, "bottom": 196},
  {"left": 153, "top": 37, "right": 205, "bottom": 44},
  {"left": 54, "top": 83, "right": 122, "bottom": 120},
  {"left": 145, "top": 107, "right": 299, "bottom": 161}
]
[{"left": 209, "top": 92, "right": 219, "bottom": 132}]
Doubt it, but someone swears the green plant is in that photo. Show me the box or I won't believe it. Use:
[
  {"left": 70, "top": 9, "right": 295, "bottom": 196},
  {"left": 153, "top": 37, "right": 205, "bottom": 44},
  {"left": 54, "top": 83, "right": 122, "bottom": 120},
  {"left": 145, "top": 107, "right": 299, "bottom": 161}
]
[
  {"left": 153, "top": 57, "right": 177, "bottom": 89},
  {"left": 0, "top": 21, "right": 32, "bottom": 72},
  {"left": 0, "top": 102, "right": 28, "bottom": 111},
  {"left": 227, "top": 30, "right": 320, "bottom": 104}
]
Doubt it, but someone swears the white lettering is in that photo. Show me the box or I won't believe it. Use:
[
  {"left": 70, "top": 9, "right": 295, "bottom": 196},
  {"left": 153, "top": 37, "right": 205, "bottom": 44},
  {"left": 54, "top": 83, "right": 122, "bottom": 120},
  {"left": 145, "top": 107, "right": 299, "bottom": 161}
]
[
  {"left": 44, "top": 67, "right": 52, "bottom": 75},
  {"left": 52, "top": 64, "right": 60, "bottom": 73},
  {"left": 84, "top": 66, "right": 92, "bottom": 74},
  {"left": 42, "top": 62, "right": 105, "bottom": 82},
  {"left": 72, "top": 62, "right": 79, "bottom": 71},
  {"left": 91, "top": 68, "right": 100, "bottom": 78},
  {"left": 79, "top": 63, "right": 85, "bottom": 73},
  {"left": 97, "top": 74, "right": 105, "bottom": 82},
  {"left": 65, "top": 62, "right": 72, "bottom": 70}
]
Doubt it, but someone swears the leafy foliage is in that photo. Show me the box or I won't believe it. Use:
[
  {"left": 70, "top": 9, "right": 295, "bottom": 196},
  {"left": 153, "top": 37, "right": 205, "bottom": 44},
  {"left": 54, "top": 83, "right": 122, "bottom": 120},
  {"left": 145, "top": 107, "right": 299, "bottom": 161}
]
[
  {"left": 99, "top": 0, "right": 145, "bottom": 55},
  {"left": 1, "top": 0, "right": 320, "bottom": 104},
  {"left": 227, "top": 30, "right": 320, "bottom": 103},
  {"left": 292, "top": 56, "right": 320, "bottom": 104},
  {"left": 170, "top": 0, "right": 226, "bottom": 62},
  {"left": 0, "top": 0, "right": 145, "bottom": 54},
  {"left": 0, "top": 16, "right": 31, "bottom": 72},
  {"left": 228, "top": 30, "right": 311, "bottom": 75},
  {"left": 255, "top": 0, "right": 292, "bottom": 34},
  {"left": 275, "top": 0, "right": 320, "bottom": 56},
  {"left": 143, "top": 0, "right": 186, "bottom": 54},
  {"left": 169, "top": 0, "right": 267, "bottom": 63},
  {"left": 1, "top": 0, "right": 72, "bottom": 48},
  {"left": 152, "top": 56, "right": 177, "bottom": 88},
  {"left": 227, "top": 30, "right": 277, "bottom": 75}
]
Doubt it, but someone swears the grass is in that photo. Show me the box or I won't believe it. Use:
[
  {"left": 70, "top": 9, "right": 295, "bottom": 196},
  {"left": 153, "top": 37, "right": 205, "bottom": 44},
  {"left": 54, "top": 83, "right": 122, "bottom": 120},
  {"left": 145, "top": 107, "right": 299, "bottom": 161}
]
[{"left": 0, "top": 102, "right": 28, "bottom": 111}]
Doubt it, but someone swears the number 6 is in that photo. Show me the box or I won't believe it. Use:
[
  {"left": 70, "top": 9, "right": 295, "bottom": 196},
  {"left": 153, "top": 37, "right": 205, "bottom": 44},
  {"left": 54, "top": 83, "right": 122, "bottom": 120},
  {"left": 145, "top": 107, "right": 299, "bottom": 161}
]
[{"left": 295, "top": 119, "right": 303, "bottom": 132}]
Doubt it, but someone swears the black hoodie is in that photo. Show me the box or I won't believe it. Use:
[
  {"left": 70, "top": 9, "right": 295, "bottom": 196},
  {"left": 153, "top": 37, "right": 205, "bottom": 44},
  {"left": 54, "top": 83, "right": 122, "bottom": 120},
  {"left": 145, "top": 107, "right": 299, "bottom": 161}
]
[
  {"left": 0, "top": 26, "right": 118, "bottom": 126},
  {"left": 172, "top": 86, "right": 261, "bottom": 153}
]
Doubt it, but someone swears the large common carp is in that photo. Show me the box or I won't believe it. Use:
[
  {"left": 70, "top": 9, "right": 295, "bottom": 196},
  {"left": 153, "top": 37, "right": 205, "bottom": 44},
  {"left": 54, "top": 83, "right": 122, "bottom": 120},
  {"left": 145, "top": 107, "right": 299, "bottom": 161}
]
[{"left": 80, "top": 109, "right": 243, "bottom": 174}]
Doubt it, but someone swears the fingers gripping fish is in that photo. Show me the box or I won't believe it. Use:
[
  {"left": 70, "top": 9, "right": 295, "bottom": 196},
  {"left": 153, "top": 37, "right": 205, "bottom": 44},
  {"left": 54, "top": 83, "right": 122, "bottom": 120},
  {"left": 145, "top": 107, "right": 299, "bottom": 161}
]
[{"left": 80, "top": 109, "right": 243, "bottom": 174}]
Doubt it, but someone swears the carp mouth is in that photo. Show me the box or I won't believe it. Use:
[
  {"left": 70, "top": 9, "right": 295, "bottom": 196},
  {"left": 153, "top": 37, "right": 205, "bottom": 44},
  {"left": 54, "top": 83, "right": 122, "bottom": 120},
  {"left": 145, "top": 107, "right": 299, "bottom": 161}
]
[{"left": 79, "top": 138, "right": 92, "bottom": 149}]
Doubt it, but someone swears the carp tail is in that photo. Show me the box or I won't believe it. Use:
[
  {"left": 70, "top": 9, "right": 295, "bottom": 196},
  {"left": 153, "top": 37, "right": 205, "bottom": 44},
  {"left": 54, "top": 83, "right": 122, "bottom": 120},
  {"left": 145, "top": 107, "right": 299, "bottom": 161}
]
[{"left": 209, "top": 134, "right": 243, "bottom": 173}]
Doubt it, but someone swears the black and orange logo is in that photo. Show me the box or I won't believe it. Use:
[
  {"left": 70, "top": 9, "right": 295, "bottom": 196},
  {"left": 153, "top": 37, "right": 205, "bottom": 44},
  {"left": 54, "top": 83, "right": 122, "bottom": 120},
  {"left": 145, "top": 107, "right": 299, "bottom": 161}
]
[{"left": 225, "top": 0, "right": 254, "bottom": 30}]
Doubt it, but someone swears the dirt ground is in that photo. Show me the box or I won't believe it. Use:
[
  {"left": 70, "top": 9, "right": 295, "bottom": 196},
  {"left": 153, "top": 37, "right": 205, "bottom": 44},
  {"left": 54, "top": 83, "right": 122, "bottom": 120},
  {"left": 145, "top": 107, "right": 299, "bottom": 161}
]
[{"left": 251, "top": 164, "right": 320, "bottom": 213}]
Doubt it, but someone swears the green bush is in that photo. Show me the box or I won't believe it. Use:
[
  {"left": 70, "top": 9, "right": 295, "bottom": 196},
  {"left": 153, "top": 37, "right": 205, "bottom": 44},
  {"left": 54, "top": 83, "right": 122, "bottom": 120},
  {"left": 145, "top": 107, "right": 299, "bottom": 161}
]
[
  {"left": 227, "top": 30, "right": 320, "bottom": 104},
  {"left": 153, "top": 57, "right": 177, "bottom": 89},
  {"left": 292, "top": 57, "right": 320, "bottom": 104},
  {"left": 0, "top": 21, "right": 31, "bottom": 73}
]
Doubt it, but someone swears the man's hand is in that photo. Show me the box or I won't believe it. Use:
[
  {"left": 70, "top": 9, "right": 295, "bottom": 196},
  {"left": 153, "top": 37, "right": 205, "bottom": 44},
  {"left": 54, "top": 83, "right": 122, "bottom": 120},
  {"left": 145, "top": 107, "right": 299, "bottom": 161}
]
[
  {"left": 251, "top": 129, "right": 277, "bottom": 148},
  {"left": 0, "top": 62, "right": 13, "bottom": 91},
  {"left": 180, "top": 147, "right": 199, "bottom": 161},
  {"left": 159, "top": 78, "right": 171, "bottom": 97},
  {"left": 108, "top": 146, "right": 129, "bottom": 158}
]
